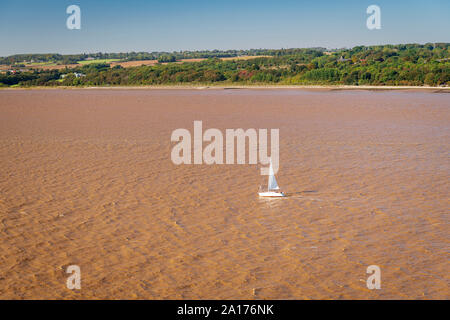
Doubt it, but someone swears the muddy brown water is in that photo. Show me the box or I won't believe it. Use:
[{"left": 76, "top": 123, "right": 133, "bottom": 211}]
[{"left": 0, "top": 89, "right": 448, "bottom": 299}]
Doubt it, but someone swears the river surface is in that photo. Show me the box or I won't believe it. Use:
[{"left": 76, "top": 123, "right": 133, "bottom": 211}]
[{"left": 0, "top": 89, "right": 448, "bottom": 299}]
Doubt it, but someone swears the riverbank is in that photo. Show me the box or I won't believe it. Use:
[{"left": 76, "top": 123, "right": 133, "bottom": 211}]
[{"left": 1, "top": 84, "right": 449, "bottom": 92}]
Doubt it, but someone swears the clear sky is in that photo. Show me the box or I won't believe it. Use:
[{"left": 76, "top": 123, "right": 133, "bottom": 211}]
[{"left": 1, "top": 0, "right": 449, "bottom": 56}]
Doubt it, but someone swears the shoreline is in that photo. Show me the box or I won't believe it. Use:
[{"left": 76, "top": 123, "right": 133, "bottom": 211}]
[{"left": 1, "top": 84, "right": 449, "bottom": 92}]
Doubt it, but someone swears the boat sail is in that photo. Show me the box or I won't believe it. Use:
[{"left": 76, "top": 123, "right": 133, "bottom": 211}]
[
  {"left": 258, "top": 159, "right": 285, "bottom": 197},
  {"left": 267, "top": 160, "right": 279, "bottom": 190}
]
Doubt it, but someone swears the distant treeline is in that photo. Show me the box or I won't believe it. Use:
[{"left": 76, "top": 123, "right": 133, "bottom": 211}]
[
  {"left": 1, "top": 48, "right": 325, "bottom": 65},
  {"left": 1, "top": 44, "right": 449, "bottom": 87}
]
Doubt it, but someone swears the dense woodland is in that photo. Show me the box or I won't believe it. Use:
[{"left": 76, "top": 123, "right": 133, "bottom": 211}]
[{"left": 1, "top": 44, "right": 449, "bottom": 87}]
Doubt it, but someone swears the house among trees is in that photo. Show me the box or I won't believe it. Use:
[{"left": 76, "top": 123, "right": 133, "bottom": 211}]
[
  {"left": 338, "top": 56, "right": 351, "bottom": 62},
  {"left": 60, "top": 72, "right": 85, "bottom": 79}
]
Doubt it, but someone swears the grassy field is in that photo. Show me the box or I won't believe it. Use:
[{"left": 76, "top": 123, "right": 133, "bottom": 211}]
[
  {"left": 28, "top": 62, "right": 57, "bottom": 66},
  {"left": 77, "top": 59, "right": 121, "bottom": 65}
]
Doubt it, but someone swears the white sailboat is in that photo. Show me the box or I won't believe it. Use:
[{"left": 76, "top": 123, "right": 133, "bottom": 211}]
[{"left": 258, "top": 159, "right": 286, "bottom": 197}]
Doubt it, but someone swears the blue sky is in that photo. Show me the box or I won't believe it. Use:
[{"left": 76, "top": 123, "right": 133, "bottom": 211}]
[{"left": 0, "top": 0, "right": 449, "bottom": 56}]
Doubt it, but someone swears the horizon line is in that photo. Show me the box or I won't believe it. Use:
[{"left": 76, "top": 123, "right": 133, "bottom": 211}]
[{"left": 3, "top": 42, "right": 449, "bottom": 58}]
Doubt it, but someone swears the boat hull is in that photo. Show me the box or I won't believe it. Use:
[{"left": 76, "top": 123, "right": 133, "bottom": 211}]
[{"left": 258, "top": 191, "right": 286, "bottom": 197}]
